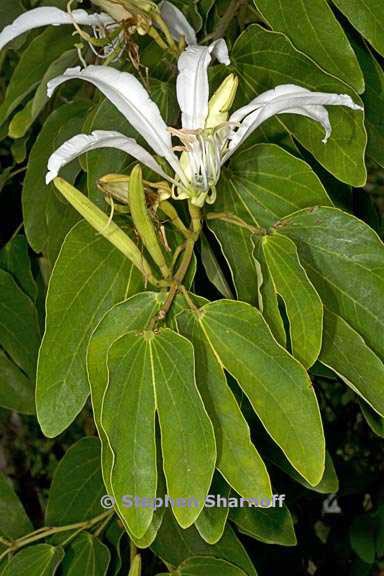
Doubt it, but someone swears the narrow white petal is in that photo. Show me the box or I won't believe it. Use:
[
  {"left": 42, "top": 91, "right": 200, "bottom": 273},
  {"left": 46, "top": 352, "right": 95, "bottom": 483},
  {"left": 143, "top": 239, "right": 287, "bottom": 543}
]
[
  {"left": 177, "top": 39, "right": 230, "bottom": 130},
  {"left": 225, "top": 84, "right": 363, "bottom": 160},
  {"left": 46, "top": 130, "right": 172, "bottom": 184},
  {"left": 47, "top": 65, "right": 185, "bottom": 181},
  {"left": 0, "top": 8, "right": 113, "bottom": 50},
  {"left": 160, "top": 1, "right": 196, "bottom": 45}
]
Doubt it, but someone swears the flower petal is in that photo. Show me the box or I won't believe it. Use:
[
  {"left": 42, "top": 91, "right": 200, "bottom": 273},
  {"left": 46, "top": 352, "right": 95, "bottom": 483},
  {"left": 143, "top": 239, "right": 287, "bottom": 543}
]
[
  {"left": 46, "top": 130, "right": 172, "bottom": 185},
  {"left": 0, "top": 7, "right": 113, "bottom": 50},
  {"left": 225, "top": 84, "right": 363, "bottom": 160},
  {"left": 47, "top": 65, "right": 185, "bottom": 182},
  {"left": 177, "top": 39, "right": 230, "bottom": 130},
  {"left": 160, "top": 1, "right": 197, "bottom": 45}
]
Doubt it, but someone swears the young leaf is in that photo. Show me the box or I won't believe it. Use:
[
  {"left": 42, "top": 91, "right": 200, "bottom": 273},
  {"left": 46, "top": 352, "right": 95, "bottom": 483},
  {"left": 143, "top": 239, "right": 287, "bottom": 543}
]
[
  {"left": 36, "top": 220, "right": 142, "bottom": 438},
  {"left": 177, "top": 556, "right": 248, "bottom": 576},
  {"left": 254, "top": 0, "right": 364, "bottom": 92},
  {"left": 46, "top": 437, "right": 105, "bottom": 526},
  {"left": 198, "top": 300, "right": 325, "bottom": 486},
  {"left": 2, "top": 545, "right": 64, "bottom": 576},
  {"left": 231, "top": 26, "right": 366, "bottom": 186},
  {"left": 261, "top": 233, "right": 323, "bottom": 368},
  {"left": 177, "top": 309, "right": 272, "bottom": 502},
  {"left": 0, "top": 473, "right": 33, "bottom": 539},
  {"left": 60, "top": 533, "right": 110, "bottom": 576}
]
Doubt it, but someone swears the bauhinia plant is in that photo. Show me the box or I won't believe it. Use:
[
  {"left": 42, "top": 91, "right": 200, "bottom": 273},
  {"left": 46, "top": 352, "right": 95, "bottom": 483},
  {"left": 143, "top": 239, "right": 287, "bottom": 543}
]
[{"left": 0, "top": 0, "right": 384, "bottom": 574}]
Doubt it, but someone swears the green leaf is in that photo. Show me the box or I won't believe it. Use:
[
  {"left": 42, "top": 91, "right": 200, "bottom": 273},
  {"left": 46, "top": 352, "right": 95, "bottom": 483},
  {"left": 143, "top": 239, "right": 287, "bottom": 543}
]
[
  {"left": 360, "top": 402, "right": 384, "bottom": 438},
  {"left": 0, "top": 0, "right": 24, "bottom": 31},
  {"left": 0, "top": 235, "right": 37, "bottom": 301},
  {"left": 9, "top": 49, "right": 78, "bottom": 139},
  {"left": 198, "top": 300, "right": 325, "bottom": 486},
  {"left": 0, "top": 473, "right": 33, "bottom": 539},
  {"left": 252, "top": 238, "right": 286, "bottom": 345},
  {"left": 0, "top": 349, "right": 35, "bottom": 414},
  {"left": 177, "top": 557, "right": 248, "bottom": 576},
  {"left": 320, "top": 309, "right": 384, "bottom": 416},
  {"left": 36, "top": 220, "right": 142, "bottom": 437},
  {"left": 278, "top": 206, "right": 384, "bottom": 411},
  {"left": 152, "top": 511, "right": 257, "bottom": 576},
  {"left": 0, "top": 269, "right": 40, "bottom": 378},
  {"left": 350, "top": 515, "right": 376, "bottom": 564},
  {"left": 0, "top": 27, "right": 75, "bottom": 125},
  {"left": 103, "top": 329, "right": 216, "bottom": 536},
  {"left": 194, "top": 474, "right": 231, "bottom": 545},
  {"left": 177, "top": 308, "right": 272, "bottom": 501},
  {"left": 230, "top": 505, "right": 297, "bottom": 546},
  {"left": 87, "top": 292, "right": 163, "bottom": 492},
  {"left": 209, "top": 142, "right": 331, "bottom": 305},
  {"left": 22, "top": 102, "right": 88, "bottom": 263},
  {"left": 61, "top": 533, "right": 110, "bottom": 576},
  {"left": 332, "top": 0, "right": 384, "bottom": 57},
  {"left": 352, "top": 38, "right": 384, "bottom": 168},
  {"left": 3, "top": 545, "right": 64, "bottom": 576},
  {"left": 231, "top": 25, "right": 366, "bottom": 186},
  {"left": 200, "top": 234, "right": 234, "bottom": 299},
  {"left": 254, "top": 0, "right": 364, "bottom": 92},
  {"left": 46, "top": 437, "right": 105, "bottom": 525},
  {"left": 261, "top": 233, "right": 323, "bottom": 368}
]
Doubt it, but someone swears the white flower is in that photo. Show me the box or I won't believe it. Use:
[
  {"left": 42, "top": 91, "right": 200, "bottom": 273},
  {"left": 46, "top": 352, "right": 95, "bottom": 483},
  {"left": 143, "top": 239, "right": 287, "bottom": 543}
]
[
  {"left": 46, "top": 40, "right": 363, "bottom": 207},
  {"left": 0, "top": 1, "right": 194, "bottom": 52}
]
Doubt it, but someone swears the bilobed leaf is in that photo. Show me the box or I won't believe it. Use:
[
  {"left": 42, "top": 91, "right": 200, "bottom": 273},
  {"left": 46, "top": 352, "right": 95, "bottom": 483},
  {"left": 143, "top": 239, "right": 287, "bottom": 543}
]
[
  {"left": 332, "top": 0, "right": 384, "bottom": 57},
  {"left": 103, "top": 329, "right": 216, "bottom": 536},
  {"left": 253, "top": 238, "right": 286, "bottom": 346},
  {"left": 0, "top": 235, "right": 37, "bottom": 301},
  {"left": 261, "top": 233, "right": 323, "bottom": 368},
  {"left": 46, "top": 437, "right": 105, "bottom": 525},
  {"left": 198, "top": 300, "right": 325, "bottom": 486},
  {"left": 9, "top": 49, "right": 78, "bottom": 139},
  {"left": 194, "top": 473, "right": 231, "bottom": 545},
  {"left": 352, "top": 38, "right": 384, "bottom": 168},
  {"left": 0, "top": 269, "right": 40, "bottom": 379},
  {"left": 254, "top": 0, "right": 364, "bottom": 92},
  {"left": 102, "top": 332, "right": 158, "bottom": 540},
  {"left": 231, "top": 26, "right": 366, "bottom": 186},
  {"left": 152, "top": 511, "right": 257, "bottom": 576},
  {"left": 278, "top": 206, "right": 384, "bottom": 412},
  {"left": 177, "top": 557, "right": 248, "bottom": 576},
  {"left": 87, "top": 292, "right": 162, "bottom": 492},
  {"left": 36, "top": 220, "right": 142, "bottom": 438},
  {"left": 2, "top": 545, "right": 64, "bottom": 576},
  {"left": 60, "top": 533, "right": 110, "bottom": 576},
  {"left": 0, "top": 349, "right": 35, "bottom": 414},
  {"left": 0, "top": 473, "right": 33, "bottom": 539},
  {"left": 230, "top": 505, "right": 296, "bottom": 546},
  {"left": 22, "top": 102, "right": 88, "bottom": 262},
  {"left": 320, "top": 309, "right": 384, "bottom": 416},
  {"left": 209, "top": 143, "right": 331, "bottom": 305},
  {"left": 177, "top": 309, "right": 272, "bottom": 502},
  {"left": 0, "top": 27, "right": 75, "bottom": 125}
]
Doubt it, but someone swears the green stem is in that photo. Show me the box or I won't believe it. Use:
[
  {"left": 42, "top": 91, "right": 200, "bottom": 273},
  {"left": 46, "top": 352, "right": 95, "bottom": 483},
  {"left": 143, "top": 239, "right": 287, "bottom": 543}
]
[
  {"left": 203, "top": 0, "right": 247, "bottom": 43},
  {"left": 0, "top": 512, "right": 112, "bottom": 562},
  {"left": 206, "top": 211, "right": 266, "bottom": 235}
]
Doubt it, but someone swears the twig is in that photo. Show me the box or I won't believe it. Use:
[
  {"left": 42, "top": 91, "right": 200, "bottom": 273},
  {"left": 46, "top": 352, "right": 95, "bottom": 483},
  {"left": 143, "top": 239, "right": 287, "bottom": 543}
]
[{"left": 203, "top": 0, "right": 248, "bottom": 43}]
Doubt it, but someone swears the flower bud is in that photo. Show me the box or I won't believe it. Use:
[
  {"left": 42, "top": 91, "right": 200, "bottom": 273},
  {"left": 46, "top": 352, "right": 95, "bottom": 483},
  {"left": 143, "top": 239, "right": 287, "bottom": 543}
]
[
  {"left": 97, "top": 174, "right": 130, "bottom": 204},
  {"left": 205, "top": 73, "right": 239, "bottom": 129}
]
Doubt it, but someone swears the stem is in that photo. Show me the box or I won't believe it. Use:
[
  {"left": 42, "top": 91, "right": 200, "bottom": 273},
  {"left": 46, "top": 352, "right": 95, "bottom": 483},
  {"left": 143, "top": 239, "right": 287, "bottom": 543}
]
[
  {"left": 203, "top": 0, "right": 247, "bottom": 43},
  {"left": 206, "top": 211, "right": 266, "bottom": 235},
  {"left": 0, "top": 512, "right": 112, "bottom": 562}
]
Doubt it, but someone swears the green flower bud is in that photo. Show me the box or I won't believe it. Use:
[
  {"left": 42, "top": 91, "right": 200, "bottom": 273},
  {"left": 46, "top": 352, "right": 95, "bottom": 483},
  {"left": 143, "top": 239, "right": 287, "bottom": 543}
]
[{"left": 205, "top": 73, "right": 239, "bottom": 129}]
